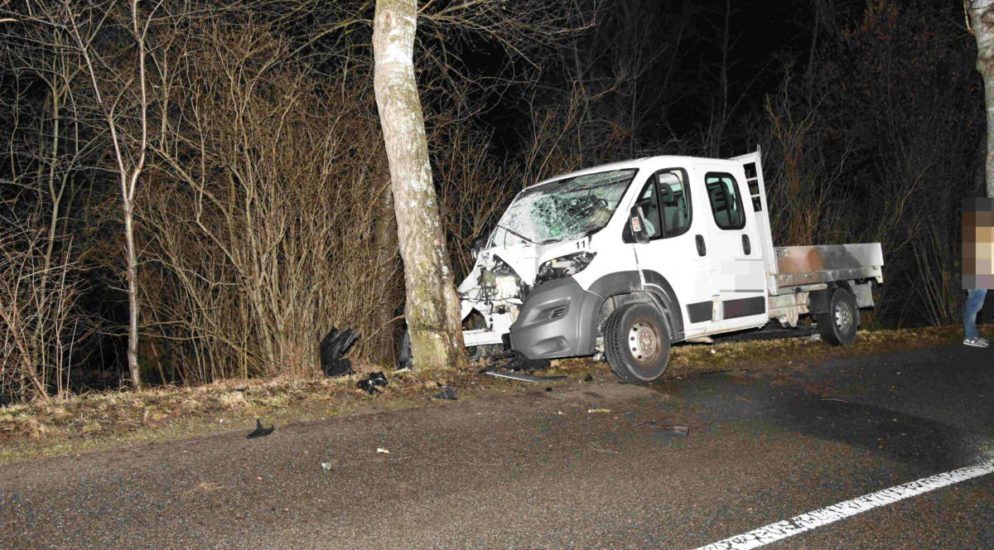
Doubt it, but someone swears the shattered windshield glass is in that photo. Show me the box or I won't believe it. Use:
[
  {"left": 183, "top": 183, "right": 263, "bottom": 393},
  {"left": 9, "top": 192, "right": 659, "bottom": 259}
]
[{"left": 497, "top": 169, "right": 637, "bottom": 244}]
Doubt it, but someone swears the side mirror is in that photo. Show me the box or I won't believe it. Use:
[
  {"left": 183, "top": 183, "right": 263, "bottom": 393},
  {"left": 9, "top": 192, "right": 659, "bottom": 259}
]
[
  {"left": 471, "top": 234, "right": 489, "bottom": 258},
  {"left": 628, "top": 205, "right": 650, "bottom": 244}
]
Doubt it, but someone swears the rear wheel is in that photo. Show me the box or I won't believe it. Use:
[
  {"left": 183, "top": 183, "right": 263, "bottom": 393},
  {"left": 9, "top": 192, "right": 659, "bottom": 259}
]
[
  {"left": 817, "top": 287, "right": 859, "bottom": 346},
  {"left": 603, "top": 302, "right": 671, "bottom": 383}
]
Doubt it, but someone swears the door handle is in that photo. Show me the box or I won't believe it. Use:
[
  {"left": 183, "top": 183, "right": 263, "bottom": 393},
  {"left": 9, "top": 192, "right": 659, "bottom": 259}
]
[
  {"left": 742, "top": 234, "right": 751, "bottom": 255},
  {"left": 695, "top": 234, "right": 706, "bottom": 256}
]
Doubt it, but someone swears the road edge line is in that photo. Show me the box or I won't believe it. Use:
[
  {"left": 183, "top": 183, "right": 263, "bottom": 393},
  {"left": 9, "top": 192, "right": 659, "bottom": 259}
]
[{"left": 693, "top": 459, "right": 994, "bottom": 550}]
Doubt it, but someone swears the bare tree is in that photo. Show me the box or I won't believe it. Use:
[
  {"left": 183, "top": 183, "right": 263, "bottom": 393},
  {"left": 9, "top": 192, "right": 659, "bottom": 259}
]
[
  {"left": 65, "top": 0, "right": 157, "bottom": 389},
  {"left": 968, "top": 0, "right": 994, "bottom": 198},
  {"left": 373, "top": 0, "right": 465, "bottom": 370}
]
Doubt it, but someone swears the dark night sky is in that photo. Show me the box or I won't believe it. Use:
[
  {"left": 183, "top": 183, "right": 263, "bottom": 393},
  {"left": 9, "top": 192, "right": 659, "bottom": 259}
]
[{"left": 463, "top": 0, "right": 870, "bottom": 158}]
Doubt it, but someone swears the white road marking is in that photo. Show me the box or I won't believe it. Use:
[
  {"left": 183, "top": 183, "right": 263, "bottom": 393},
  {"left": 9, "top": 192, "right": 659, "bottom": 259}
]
[{"left": 694, "top": 459, "right": 994, "bottom": 550}]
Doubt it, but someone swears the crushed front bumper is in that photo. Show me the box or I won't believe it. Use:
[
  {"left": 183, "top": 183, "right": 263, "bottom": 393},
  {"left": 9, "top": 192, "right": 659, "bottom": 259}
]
[{"left": 508, "top": 276, "right": 601, "bottom": 359}]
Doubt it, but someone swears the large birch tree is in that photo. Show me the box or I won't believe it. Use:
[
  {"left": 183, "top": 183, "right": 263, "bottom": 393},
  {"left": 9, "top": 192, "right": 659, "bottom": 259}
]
[
  {"left": 373, "top": 0, "right": 465, "bottom": 370},
  {"left": 969, "top": 0, "right": 994, "bottom": 197}
]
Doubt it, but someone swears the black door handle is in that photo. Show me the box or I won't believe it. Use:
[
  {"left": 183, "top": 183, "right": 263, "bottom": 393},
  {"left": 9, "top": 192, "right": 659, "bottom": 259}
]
[
  {"left": 695, "top": 234, "right": 706, "bottom": 256},
  {"left": 742, "top": 234, "right": 751, "bottom": 255}
]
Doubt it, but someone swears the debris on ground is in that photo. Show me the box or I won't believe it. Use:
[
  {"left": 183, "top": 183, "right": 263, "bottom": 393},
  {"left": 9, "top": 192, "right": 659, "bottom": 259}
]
[
  {"left": 583, "top": 374, "right": 594, "bottom": 382},
  {"left": 656, "top": 425, "right": 690, "bottom": 436},
  {"left": 395, "top": 322, "right": 413, "bottom": 371},
  {"left": 321, "top": 462, "right": 332, "bottom": 471},
  {"left": 482, "top": 369, "right": 568, "bottom": 383},
  {"left": 246, "top": 418, "right": 275, "bottom": 439},
  {"left": 587, "top": 408, "right": 612, "bottom": 414},
  {"left": 376, "top": 447, "right": 390, "bottom": 454},
  {"left": 432, "top": 386, "right": 458, "bottom": 400},
  {"left": 356, "top": 372, "right": 388, "bottom": 395},
  {"left": 479, "top": 350, "right": 551, "bottom": 373},
  {"left": 320, "top": 327, "right": 359, "bottom": 377}
]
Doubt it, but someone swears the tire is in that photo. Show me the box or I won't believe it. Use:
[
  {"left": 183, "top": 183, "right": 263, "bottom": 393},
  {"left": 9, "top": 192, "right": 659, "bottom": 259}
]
[
  {"left": 603, "top": 302, "right": 672, "bottom": 383},
  {"left": 817, "top": 287, "right": 859, "bottom": 346}
]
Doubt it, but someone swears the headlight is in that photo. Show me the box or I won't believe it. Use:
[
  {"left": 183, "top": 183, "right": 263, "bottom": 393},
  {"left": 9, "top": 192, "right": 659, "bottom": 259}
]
[{"left": 536, "top": 252, "right": 596, "bottom": 286}]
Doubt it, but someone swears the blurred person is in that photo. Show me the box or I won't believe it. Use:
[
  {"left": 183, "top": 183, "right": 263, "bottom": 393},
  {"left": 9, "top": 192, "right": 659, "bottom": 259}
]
[{"left": 962, "top": 198, "right": 994, "bottom": 348}]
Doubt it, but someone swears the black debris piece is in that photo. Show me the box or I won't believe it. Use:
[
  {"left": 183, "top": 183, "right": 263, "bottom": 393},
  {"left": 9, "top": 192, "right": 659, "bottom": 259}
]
[
  {"left": 481, "top": 350, "right": 550, "bottom": 373},
  {"left": 357, "top": 371, "right": 389, "bottom": 394},
  {"left": 545, "top": 387, "right": 553, "bottom": 392},
  {"left": 395, "top": 323, "right": 413, "bottom": 371},
  {"left": 432, "top": 386, "right": 458, "bottom": 400},
  {"left": 320, "top": 327, "right": 359, "bottom": 377},
  {"left": 583, "top": 374, "right": 594, "bottom": 382},
  {"left": 247, "top": 418, "right": 275, "bottom": 439},
  {"left": 507, "top": 352, "right": 550, "bottom": 372}
]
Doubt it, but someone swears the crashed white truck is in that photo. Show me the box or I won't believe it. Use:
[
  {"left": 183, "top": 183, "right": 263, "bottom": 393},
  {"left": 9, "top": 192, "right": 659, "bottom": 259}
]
[{"left": 458, "top": 149, "right": 884, "bottom": 383}]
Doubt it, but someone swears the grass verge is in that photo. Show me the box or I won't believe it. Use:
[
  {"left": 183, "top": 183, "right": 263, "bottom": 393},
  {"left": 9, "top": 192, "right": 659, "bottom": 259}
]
[{"left": 0, "top": 324, "right": 983, "bottom": 465}]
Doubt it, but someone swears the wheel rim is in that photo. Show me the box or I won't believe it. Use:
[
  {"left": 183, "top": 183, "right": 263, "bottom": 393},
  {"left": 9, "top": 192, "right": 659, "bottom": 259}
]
[
  {"left": 629, "top": 321, "right": 658, "bottom": 360},
  {"left": 834, "top": 301, "right": 854, "bottom": 333}
]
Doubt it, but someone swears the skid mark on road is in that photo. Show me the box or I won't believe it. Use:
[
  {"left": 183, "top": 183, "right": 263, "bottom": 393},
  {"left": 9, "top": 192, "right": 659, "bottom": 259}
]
[{"left": 694, "top": 459, "right": 994, "bottom": 550}]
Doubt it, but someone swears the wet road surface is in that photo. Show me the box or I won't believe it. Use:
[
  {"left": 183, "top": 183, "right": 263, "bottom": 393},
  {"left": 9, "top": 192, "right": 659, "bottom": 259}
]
[{"left": 1, "top": 343, "right": 993, "bottom": 548}]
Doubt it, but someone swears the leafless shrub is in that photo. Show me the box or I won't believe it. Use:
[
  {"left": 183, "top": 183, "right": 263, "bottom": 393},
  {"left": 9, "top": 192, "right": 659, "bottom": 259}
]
[
  {"left": 0, "top": 218, "right": 84, "bottom": 402},
  {"left": 140, "top": 19, "right": 401, "bottom": 383},
  {"left": 761, "top": 74, "right": 852, "bottom": 247}
]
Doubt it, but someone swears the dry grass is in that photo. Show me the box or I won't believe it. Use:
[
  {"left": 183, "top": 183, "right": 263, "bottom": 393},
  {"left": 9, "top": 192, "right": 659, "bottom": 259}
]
[{"left": 0, "top": 324, "right": 983, "bottom": 465}]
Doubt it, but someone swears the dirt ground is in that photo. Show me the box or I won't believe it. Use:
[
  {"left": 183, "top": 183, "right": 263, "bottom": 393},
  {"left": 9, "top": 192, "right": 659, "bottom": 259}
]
[{"left": 0, "top": 324, "right": 982, "bottom": 465}]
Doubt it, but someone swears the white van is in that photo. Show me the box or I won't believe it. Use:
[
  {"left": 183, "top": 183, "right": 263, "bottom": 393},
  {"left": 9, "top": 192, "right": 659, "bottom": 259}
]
[{"left": 458, "top": 150, "right": 883, "bottom": 382}]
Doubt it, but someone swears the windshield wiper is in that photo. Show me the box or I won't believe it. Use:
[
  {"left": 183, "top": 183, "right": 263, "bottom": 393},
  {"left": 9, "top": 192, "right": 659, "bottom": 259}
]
[{"left": 496, "top": 223, "right": 538, "bottom": 244}]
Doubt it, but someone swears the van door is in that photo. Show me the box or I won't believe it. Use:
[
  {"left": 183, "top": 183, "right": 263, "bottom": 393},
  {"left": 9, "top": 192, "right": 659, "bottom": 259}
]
[
  {"left": 631, "top": 167, "right": 713, "bottom": 338},
  {"left": 695, "top": 165, "right": 768, "bottom": 333}
]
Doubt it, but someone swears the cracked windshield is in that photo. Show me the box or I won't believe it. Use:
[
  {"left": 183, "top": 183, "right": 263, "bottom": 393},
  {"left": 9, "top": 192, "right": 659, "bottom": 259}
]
[{"left": 497, "top": 169, "right": 637, "bottom": 245}]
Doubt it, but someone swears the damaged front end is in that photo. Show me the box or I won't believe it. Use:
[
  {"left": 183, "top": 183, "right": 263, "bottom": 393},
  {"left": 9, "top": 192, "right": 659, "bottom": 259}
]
[
  {"left": 459, "top": 249, "right": 532, "bottom": 349},
  {"left": 458, "top": 167, "right": 635, "bottom": 355}
]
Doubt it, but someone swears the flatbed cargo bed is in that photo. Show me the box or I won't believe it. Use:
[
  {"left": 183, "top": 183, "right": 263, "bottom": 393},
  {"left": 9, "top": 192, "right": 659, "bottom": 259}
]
[{"left": 772, "top": 243, "right": 884, "bottom": 291}]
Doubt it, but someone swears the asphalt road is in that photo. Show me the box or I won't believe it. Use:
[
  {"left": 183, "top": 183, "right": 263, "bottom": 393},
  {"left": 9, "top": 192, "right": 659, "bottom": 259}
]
[{"left": 2, "top": 343, "right": 993, "bottom": 549}]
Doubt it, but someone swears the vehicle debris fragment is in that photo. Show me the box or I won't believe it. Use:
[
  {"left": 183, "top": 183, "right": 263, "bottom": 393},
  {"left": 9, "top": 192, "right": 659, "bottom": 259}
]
[
  {"left": 356, "top": 371, "right": 388, "bottom": 394},
  {"left": 657, "top": 425, "right": 689, "bottom": 436},
  {"left": 587, "top": 408, "right": 611, "bottom": 414},
  {"left": 482, "top": 369, "right": 567, "bottom": 383},
  {"left": 432, "top": 386, "right": 458, "bottom": 400},
  {"left": 320, "top": 327, "right": 358, "bottom": 377},
  {"left": 479, "top": 350, "right": 551, "bottom": 373},
  {"left": 376, "top": 447, "right": 390, "bottom": 454},
  {"left": 247, "top": 418, "right": 275, "bottom": 439},
  {"left": 321, "top": 462, "right": 332, "bottom": 471},
  {"left": 395, "top": 323, "right": 413, "bottom": 371}
]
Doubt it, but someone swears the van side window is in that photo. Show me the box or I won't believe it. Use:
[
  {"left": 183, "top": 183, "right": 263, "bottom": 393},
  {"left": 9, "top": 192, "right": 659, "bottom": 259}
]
[
  {"left": 705, "top": 173, "right": 745, "bottom": 230},
  {"left": 635, "top": 182, "right": 663, "bottom": 239},
  {"left": 658, "top": 170, "right": 692, "bottom": 237}
]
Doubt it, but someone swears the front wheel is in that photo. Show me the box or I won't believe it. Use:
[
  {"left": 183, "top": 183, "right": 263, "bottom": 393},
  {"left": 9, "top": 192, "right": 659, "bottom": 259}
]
[
  {"left": 603, "top": 302, "right": 672, "bottom": 383},
  {"left": 817, "top": 287, "right": 859, "bottom": 346}
]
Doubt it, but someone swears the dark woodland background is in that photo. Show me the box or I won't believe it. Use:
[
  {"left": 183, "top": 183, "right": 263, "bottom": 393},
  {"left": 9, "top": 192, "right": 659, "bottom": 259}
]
[{"left": 0, "top": 0, "right": 985, "bottom": 402}]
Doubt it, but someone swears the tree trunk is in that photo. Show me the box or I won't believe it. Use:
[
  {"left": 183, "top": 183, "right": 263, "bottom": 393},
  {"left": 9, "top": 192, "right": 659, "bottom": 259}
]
[
  {"left": 373, "top": 0, "right": 465, "bottom": 370},
  {"left": 124, "top": 200, "right": 141, "bottom": 389},
  {"left": 970, "top": 0, "right": 994, "bottom": 198}
]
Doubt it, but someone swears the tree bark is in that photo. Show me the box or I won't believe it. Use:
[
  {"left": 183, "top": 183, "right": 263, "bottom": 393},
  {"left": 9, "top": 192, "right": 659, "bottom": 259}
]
[
  {"left": 969, "top": 0, "right": 994, "bottom": 198},
  {"left": 373, "top": 0, "right": 465, "bottom": 370}
]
